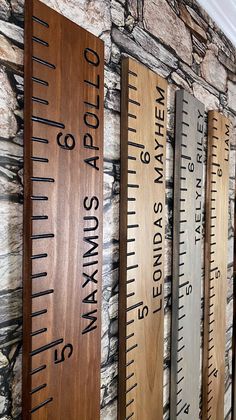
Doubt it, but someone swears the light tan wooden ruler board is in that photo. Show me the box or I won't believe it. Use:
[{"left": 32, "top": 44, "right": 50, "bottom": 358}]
[
  {"left": 171, "top": 90, "right": 204, "bottom": 419},
  {"left": 119, "top": 58, "right": 167, "bottom": 420},
  {"left": 203, "top": 111, "right": 230, "bottom": 420}
]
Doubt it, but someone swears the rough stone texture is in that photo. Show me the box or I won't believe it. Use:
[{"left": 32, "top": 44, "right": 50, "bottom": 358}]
[
  {"left": 0, "top": 1, "right": 10, "bottom": 21},
  {"left": 171, "top": 71, "right": 192, "bottom": 92},
  {"left": 10, "top": 0, "right": 24, "bottom": 22},
  {"left": 111, "top": 27, "right": 172, "bottom": 78},
  {"left": 201, "top": 49, "right": 228, "bottom": 92},
  {"left": 0, "top": 0, "right": 235, "bottom": 419},
  {"left": 179, "top": 3, "right": 207, "bottom": 42},
  {"left": 0, "top": 68, "right": 18, "bottom": 139},
  {"left": 111, "top": 0, "right": 124, "bottom": 27},
  {"left": 192, "top": 82, "right": 220, "bottom": 111},
  {"left": 43, "top": 0, "right": 112, "bottom": 37},
  {"left": 132, "top": 26, "right": 178, "bottom": 70},
  {"left": 228, "top": 80, "right": 236, "bottom": 112},
  {"left": 0, "top": 34, "right": 23, "bottom": 71},
  {"left": 143, "top": 0, "right": 193, "bottom": 65},
  {"left": 219, "top": 50, "right": 236, "bottom": 73},
  {"left": 104, "top": 108, "right": 120, "bottom": 161},
  {"left": 185, "top": 4, "right": 208, "bottom": 31},
  {"left": 0, "top": 21, "right": 23, "bottom": 45}
]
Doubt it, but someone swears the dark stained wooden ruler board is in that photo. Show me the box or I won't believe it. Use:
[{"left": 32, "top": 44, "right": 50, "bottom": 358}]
[
  {"left": 202, "top": 111, "right": 230, "bottom": 420},
  {"left": 23, "top": 1, "right": 104, "bottom": 418},
  {"left": 119, "top": 57, "right": 167, "bottom": 420}
]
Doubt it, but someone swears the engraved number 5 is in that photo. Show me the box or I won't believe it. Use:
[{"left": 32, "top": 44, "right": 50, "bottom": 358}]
[{"left": 54, "top": 343, "right": 73, "bottom": 364}]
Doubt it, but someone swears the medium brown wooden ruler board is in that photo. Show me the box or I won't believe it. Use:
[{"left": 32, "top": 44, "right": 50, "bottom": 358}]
[
  {"left": 171, "top": 90, "right": 204, "bottom": 419},
  {"left": 202, "top": 111, "right": 230, "bottom": 420},
  {"left": 119, "top": 57, "right": 167, "bottom": 420},
  {"left": 23, "top": 1, "right": 104, "bottom": 418}
]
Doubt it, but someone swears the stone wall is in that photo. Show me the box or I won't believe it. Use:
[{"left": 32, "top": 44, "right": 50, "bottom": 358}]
[{"left": 0, "top": 0, "right": 235, "bottom": 419}]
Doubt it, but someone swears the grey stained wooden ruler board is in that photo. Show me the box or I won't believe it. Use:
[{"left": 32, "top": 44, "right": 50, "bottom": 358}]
[
  {"left": 23, "top": 1, "right": 104, "bottom": 418},
  {"left": 119, "top": 57, "right": 167, "bottom": 420},
  {"left": 170, "top": 90, "right": 204, "bottom": 419},
  {"left": 202, "top": 111, "right": 230, "bottom": 420}
]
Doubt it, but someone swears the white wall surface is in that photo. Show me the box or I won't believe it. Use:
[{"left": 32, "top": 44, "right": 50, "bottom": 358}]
[{"left": 197, "top": 0, "right": 236, "bottom": 47}]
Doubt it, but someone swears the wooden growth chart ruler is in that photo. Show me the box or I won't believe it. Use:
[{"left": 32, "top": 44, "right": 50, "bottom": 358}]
[
  {"left": 119, "top": 57, "right": 167, "bottom": 420},
  {"left": 23, "top": 1, "right": 104, "bottom": 418},
  {"left": 202, "top": 111, "right": 230, "bottom": 420},
  {"left": 171, "top": 90, "right": 204, "bottom": 419}
]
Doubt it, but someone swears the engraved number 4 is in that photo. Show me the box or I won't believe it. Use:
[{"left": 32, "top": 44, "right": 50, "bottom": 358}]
[{"left": 184, "top": 404, "right": 190, "bottom": 414}]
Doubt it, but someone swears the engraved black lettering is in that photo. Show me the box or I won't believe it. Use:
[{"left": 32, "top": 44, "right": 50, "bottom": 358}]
[
  {"left": 83, "top": 289, "right": 97, "bottom": 304},
  {"left": 57, "top": 132, "right": 75, "bottom": 150},
  {"left": 84, "top": 74, "right": 100, "bottom": 89},
  {"left": 156, "top": 86, "right": 165, "bottom": 106},
  {"left": 82, "top": 195, "right": 100, "bottom": 335},
  {"left": 54, "top": 344, "right": 73, "bottom": 364},
  {"left": 82, "top": 310, "right": 97, "bottom": 334},
  {"left": 195, "top": 175, "right": 202, "bottom": 244},
  {"left": 153, "top": 284, "right": 162, "bottom": 298},
  {"left": 84, "top": 196, "right": 99, "bottom": 211},
  {"left": 154, "top": 87, "right": 165, "bottom": 183},
  {"left": 82, "top": 55, "right": 100, "bottom": 170},
  {"left": 155, "top": 139, "right": 163, "bottom": 150},
  {"left": 84, "top": 95, "right": 100, "bottom": 110},
  {"left": 153, "top": 269, "right": 162, "bottom": 282},
  {"left": 197, "top": 153, "right": 202, "bottom": 163},
  {"left": 82, "top": 270, "right": 98, "bottom": 288},
  {"left": 153, "top": 85, "right": 165, "bottom": 314},
  {"left": 154, "top": 202, "right": 163, "bottom": 214},
  {"left": 84, "top": 112, "right": 99, "bottom": 129},
  {"left": 154, "top": 167, "right": 163, "bottom": 184},
  {"left": 225, "top": 124, "right": 230, "bottom": 138},
  {"left": 196, "top": 178, "right": 201, "bottom": 189},
  {"left": 153, "top": 232, "right": 162, "bottom": 244},
  {"left": 153, "top": 253, "right": 162, "bottom": 268},
  {"left": 84, "top": 156, "right": 99, "bottom": 170},
  {"left": 188, "top": 162, "right": 194, "bottom": 172},
  {"left": 84, "top": 216, "right": 99, "bottom": 232},
  {"left": 196, "top": 190, "right": 201, "bottom": 201},
  {"left": 83, "top": 236, "right": 99, "bottom": 258},
  {"left": 83, "top": 133, "right": 99, "bottom": 150},
  {"left": 155, "top": 108, "right": 165, "bottom": 121},
  {"left": 197, "top": 109, "right": 204, "bottom": 133},
  {"left": 155, "top": 153, "right": 163, "bottom": 165},
  {"left": 155, "top": 123, "right": 164, "bottom": 137},
  {"left": 154, "top": 217, "right": 162, "bottom": 229},
  {"left": 84, "top": 48, "right": 100, "bottom": 66},
  {"left": 152, "top": 202, "right": 163, "bottom": 312}
]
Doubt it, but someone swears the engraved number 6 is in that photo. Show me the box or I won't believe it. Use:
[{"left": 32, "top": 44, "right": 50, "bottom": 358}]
[
  {"left": 57, "top": 132, "right": 76, "bottom": 150},
  {"left": 140, "top": 151, "right": 150, "bottom": 164}
]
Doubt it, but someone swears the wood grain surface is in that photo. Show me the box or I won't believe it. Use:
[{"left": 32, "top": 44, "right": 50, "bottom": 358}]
[
  {"left": 170, "top": 90, "right": 204, "bottom": 420},
  {"left": 202, "top": 111, "right": 230, "bottom": 420},
  {"left": 23, "top": 1, "right": 104, "bottom": 418},
  {"left": 119, "top": 57, "right": 167, "bottom": 420}
]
